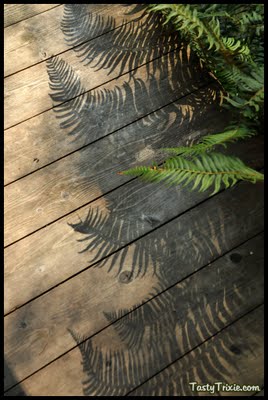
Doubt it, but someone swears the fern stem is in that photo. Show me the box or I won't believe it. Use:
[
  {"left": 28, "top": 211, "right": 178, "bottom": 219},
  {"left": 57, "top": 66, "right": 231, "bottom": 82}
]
[
  {"left": 150, "top": 166, "right": 262, "bottom": 178},
  {"left": 200, "top": 19, "right": 234, "bottom": 66}
]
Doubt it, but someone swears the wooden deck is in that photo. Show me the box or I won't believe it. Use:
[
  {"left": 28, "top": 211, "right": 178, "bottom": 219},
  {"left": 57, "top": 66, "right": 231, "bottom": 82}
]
[{"left": 4, "top": 4, "right": 264, "bottom": 396}]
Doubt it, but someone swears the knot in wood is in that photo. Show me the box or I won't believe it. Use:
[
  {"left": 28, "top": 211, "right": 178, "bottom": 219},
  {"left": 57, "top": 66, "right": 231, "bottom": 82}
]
[
  {"left": 230, "top": 253, "right": 242, "bottom": 263},
  {"left": 61, "top": 191, "right": 70, "bottom": 200},
  {"left": 143, "top": 214, "right": 161, "bottom": 227},
  {"left": 119, "top": 271, "right": 133, "bottom": 284}
]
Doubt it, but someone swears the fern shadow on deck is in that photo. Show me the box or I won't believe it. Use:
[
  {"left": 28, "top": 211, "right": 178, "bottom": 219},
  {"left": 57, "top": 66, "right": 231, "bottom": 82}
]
[{"left": 4, "top": 3, "right": 264, "bottom": 397}]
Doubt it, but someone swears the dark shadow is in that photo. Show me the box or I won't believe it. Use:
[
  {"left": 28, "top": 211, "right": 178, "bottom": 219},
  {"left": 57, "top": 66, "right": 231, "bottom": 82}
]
[
  {"left": 61, "top": 4, "right": 116, "bottom": 48},
  {"left": 131, "top": 308, "right": 264, "bottom": 396},
  {"left": 4, "top": 4, "right": 263, "bottom": 397},
  {"left": 46, "top": 3, "right": 227, "bottom": 286},
  {"left": 46, "top": 50, "right": 214, "bottom": 145},
  {"left": 4, "top": 359, "right": 27, "bottom": 396},
  {"left": 68, "top": 233, "right": 263, "bottom": 396},
  {"left": 66, "top": 112, "right": 228, "bottom": 279},
  {"left": 45, "top": 4, "right": 256, "bottom": 397},
  {"left": 61, "top": 4, "right": 184, "bottom": 77},
  {"left": 47, "top": 4, "right": 230, "bottom": 282}
]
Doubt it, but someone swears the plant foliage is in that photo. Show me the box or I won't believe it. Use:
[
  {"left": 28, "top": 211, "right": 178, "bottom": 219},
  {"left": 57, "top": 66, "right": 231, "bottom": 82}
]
[
  {"left": 121, "top": 152, "right": 263, "bottom": 196},
  {"left": 121, "top": 4, "right": 264, "bottom": 193}
]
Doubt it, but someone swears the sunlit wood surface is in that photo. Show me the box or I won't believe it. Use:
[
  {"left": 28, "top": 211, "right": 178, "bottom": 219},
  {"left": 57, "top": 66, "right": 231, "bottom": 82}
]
[{"left": 4, "top": 4, "right": 264, "bottom": 396}]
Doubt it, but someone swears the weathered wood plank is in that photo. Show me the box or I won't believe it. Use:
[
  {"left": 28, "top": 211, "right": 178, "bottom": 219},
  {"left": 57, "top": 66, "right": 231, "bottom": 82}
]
[
  {"left": 4, "top": 134, "right": 264, "bottom": 313},
  {"left": 4, "top": 181, "right": 264, "bottom": 387},
  {"left": 4, "top": 51, "right": 211, "bottom": 185},
  {"left": 4, "top": 233, "right": 264, "bottom": 395},
  {"left": 4, "top": 4, "right": 146, "bottom": 76},
  {"left": 4, "top": 4, "right": 61, "bottom": 28},
  {"left": 130, "top": 305, "right": 264, "bottom": 397},
  {"left": 4, "top": 85, "right": 225, "bottom": 246},
  {"left": 4, "top": 6, "right": 183, "bottom": 129}
]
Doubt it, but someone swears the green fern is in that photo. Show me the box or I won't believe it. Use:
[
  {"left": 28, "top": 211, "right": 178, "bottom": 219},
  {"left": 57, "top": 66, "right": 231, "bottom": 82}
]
[
  {"left": 147, "top": 3, "right": 264, "bottom": 124},
  {"left": 119, "top": 4, "right": 263, "bottom": 195},
  {"left": 162, "top": 126, "right": 255, "bottom": 157},
  {"left": 120, "top": 153, "right": 263, "bottom": 196}
]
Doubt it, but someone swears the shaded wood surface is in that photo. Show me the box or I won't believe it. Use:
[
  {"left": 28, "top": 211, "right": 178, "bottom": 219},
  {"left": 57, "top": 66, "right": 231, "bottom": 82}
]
[
  {"left": 4, "top": 5, "right": 184, "bottom": 129},
  {"left": 4, "top": 53, "right": 211, "bottom": 185},
  {"left": 4, "top": 181, "right": 264, "bottom": 389},
  {"left": 4, "top": 3, "right": 264, "bottom": 397},
  {"left": 4, "top": 135, "right": 264, "bottom": 314},
  {"left": 130, "top": 304, "right": 264, "bottom": 397},
  {"left": 4, "top": 4, "right": 147, "bottom": 77},
  {"left": 4, "top": 86, "right": 226, "bottom": 246},
  {"left": 5, "top": 236, "right": 263, "bottom": 395}
]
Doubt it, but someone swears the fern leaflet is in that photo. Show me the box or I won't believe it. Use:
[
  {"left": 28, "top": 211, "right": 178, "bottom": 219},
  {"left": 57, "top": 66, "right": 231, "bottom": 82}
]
[{"left": 120, "top": 153, "right": 263, "bottom": 196}]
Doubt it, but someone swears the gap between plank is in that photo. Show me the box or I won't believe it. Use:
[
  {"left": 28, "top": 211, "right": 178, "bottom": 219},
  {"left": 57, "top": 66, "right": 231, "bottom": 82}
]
[
  {"left": 4, "top": 233, "right": 263, "bottom": 393},
  {"left": 125, "top": 302, "right": 264, "bottom": 396},
  {"left": 4, "top": 168, "right": 264, "bottom": 313},
  {"left": 4, "top": 47, "right": 178, "bottom": 130},
  {"left": 4, "top": 4, "right": 62, "bottom": 29},
  {"left": 4, "top": 5, "right": 175, "bottom": 79},
  {"left": 4, "top": 80, "right": 213, "bottom": 188},
  {"left": 4, "top": 5, "right": 139, "bottom": 78}
]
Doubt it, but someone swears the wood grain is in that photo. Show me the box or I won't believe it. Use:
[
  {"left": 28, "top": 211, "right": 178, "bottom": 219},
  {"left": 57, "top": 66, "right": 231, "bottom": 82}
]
[
  {"left": 4, "top": 6, "right": 182, "bottom": 129},
  {"left": 4, "top": 135, "right": 264, "bottom": 313},
  {"left": 4, "top": 234, "right": 264, "bottom": 395},
  {"left": 4, "top": 3, "right": 264, "bottom": 396},
  {"left": 4, "top": 52, "right": 211, "bottom": 185},
  {"left": 4, "top": 4, "right": 146, "bottom": 76},
  {"left": 4, "top": 86, "right": 225, "bottom": 246},
  {"left": 4, "top": 4, "right": 61, "bottom": 28},
  {"left": 130, "top": 305, "right": 264, "bottom": 397}
]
